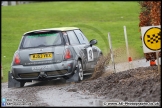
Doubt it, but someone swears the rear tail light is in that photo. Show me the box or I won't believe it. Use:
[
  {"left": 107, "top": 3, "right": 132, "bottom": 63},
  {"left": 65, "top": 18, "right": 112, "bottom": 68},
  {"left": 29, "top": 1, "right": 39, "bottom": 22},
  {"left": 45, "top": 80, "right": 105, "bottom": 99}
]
[
  {"left": 64, "top": 49, "right": 71, "bottom": 59},
  {"left": 14, "top": 53, "right": 20, "bottom": 65}
]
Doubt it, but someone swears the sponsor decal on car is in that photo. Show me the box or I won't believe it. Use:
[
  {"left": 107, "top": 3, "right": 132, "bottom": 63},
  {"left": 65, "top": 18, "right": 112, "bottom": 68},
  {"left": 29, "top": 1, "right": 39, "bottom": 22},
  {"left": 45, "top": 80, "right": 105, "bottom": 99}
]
[{"left": 32, "top": 65, "right": 51, "bottom": 71}]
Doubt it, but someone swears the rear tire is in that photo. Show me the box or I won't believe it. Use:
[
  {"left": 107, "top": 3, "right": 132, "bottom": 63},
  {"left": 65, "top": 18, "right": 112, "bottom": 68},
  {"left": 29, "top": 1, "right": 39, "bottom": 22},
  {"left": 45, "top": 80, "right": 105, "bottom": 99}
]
[
  {"left": 20, "top": 81, "right": 26, "bottom": 87},
  {"left": 77, "top": 60, "right": 83, "bottom": 81},
  {"left": 65, "top": 60, "right": 84, "bottom": 83},
  {"left": 8, "top": 71, "right": 26, "bottom": 88}
]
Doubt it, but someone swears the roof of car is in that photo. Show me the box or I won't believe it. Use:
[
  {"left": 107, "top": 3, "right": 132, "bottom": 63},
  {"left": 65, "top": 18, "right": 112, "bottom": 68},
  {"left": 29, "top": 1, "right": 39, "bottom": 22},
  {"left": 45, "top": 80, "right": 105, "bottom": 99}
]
[{"left": 24, "top": 27, "right": 79, "bottom": 35}]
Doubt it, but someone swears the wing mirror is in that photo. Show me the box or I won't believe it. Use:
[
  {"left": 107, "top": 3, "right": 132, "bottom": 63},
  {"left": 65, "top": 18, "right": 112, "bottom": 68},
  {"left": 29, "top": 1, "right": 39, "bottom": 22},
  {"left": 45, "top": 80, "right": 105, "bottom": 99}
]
[{"left": 90, "top": 39, "right": 97, "bottom": 46}]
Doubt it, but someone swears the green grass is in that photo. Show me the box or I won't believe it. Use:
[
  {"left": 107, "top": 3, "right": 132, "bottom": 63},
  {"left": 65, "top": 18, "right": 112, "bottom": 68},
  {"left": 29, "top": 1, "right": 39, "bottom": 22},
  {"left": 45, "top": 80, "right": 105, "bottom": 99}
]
[{"left": 1, "top": 1, "right": 143, "bottom": 82}]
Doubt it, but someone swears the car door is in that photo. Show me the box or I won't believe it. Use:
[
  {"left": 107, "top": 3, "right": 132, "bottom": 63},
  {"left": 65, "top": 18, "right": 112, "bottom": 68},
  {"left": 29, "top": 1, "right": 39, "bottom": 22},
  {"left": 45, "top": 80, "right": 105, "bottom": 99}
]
[{"left": 73, "top": 29, "right": 97, "bottom": 70}]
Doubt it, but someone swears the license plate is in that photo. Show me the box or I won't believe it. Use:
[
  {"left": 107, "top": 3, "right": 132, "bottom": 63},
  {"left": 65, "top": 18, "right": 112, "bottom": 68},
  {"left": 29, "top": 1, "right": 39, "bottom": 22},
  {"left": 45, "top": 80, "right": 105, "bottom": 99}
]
[{"left": 30, "top": 53, "right": 53, "bottom": 60}]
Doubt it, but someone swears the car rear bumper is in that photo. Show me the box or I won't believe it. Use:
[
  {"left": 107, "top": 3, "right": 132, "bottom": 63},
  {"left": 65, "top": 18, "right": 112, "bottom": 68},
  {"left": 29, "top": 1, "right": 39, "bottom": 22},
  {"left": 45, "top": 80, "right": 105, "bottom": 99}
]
[{"left": 11, "top": 60, "right": 77, "bottom": 81}]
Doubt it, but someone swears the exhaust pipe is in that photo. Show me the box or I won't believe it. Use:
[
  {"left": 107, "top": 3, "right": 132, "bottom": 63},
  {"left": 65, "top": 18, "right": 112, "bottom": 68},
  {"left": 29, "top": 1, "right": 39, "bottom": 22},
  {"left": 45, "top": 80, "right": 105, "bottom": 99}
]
[{"left": 39, "top": 72, "right": 47, "bottom": 80}]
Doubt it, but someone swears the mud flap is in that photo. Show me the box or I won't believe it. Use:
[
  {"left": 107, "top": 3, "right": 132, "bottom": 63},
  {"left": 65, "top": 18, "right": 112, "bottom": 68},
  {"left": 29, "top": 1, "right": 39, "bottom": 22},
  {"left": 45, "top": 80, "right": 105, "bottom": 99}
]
[
  {"left": 66, "top": 66, "right": 80, "bottom": 83},
  {"left": 8, "top": 71, "right": 21, "bottom": 88}
]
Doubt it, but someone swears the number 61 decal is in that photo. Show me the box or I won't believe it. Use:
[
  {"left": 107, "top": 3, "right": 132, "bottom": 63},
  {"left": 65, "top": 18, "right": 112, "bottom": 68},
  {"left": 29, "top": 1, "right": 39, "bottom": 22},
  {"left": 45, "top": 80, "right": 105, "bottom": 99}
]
[{"left": 86, "top": 47, "right": 94, "bottom": 61}]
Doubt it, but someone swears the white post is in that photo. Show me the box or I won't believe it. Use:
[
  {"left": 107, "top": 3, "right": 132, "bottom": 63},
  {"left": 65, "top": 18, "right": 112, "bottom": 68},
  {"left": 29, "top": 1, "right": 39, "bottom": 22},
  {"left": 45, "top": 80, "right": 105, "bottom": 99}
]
[
  {"left": 108, "top": 32, "right": 116, "bottom": 73},
  {"left": 156, "top": 51, "right": 160, "bottom": 73},
  {"left": 152, "top": 24, "right": 160, "bottom": 73},
  {"left": 123, "top": 26, "right": 132, "bottom": 69}
]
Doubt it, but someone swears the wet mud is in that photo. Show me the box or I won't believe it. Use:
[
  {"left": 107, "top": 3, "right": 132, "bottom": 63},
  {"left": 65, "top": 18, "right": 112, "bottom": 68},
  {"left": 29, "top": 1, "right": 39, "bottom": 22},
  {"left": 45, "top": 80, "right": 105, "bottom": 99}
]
[{"left": 75, "top": 66, "right": 161, "bottom": 103}]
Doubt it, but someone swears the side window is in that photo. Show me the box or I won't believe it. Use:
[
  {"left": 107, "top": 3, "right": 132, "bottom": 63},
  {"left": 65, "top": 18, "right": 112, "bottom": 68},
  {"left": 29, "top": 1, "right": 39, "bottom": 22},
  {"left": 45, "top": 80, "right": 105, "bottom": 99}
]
[
  {"left": 67, "top": 31, "right": 80, "bottom": 45},
  {"left": 74, "top": 29, "right": 89, "bottom": 44}
]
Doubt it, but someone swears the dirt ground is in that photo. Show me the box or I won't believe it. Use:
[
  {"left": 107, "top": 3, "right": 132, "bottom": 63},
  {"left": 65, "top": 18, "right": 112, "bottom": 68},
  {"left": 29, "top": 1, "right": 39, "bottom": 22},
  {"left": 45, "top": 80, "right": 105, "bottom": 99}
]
[
  {"left": 1, "top": 63, "right": 161, "bottom": 107},
  {"left": 73, "top": 65, "right": 161, "bottom": 103}
]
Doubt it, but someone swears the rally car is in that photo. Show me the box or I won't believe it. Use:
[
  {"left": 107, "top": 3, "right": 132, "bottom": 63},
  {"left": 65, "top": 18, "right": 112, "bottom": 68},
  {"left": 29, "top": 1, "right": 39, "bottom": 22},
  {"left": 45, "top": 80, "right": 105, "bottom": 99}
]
[{"left": 8, "top": 27, "right": 102, "bottom": 87}]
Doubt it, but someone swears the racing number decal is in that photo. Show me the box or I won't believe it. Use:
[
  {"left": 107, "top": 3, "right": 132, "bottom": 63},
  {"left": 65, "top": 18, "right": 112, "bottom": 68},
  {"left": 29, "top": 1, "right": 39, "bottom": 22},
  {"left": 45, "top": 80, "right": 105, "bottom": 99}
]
[
  {"left": 86, "top": 47, "right": 94, "bottom": 61},
  {"left": 143, "top": 27, "right": 161, "bottom": 51}
]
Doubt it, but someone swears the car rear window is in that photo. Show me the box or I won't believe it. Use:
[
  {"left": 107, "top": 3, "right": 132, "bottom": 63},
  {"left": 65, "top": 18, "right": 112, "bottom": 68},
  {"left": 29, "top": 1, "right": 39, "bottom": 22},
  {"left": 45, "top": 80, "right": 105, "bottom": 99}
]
[{"left": 20, "top": 31, "right": 63, "bottom": 49}]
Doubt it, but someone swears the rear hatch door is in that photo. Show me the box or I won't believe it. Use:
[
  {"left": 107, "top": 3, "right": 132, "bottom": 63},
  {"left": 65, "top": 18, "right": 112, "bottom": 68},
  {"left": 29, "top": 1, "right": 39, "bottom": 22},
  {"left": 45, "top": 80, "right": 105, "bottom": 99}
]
[{"left": 19, "top": 30, "right": 65, "bottom": 65}]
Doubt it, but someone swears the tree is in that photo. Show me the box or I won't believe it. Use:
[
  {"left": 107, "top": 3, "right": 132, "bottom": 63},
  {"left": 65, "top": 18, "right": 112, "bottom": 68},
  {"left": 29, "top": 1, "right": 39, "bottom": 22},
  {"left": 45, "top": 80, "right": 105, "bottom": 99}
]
[
  {"left": 139, "top": 1, "right": 161, "bottom": 27},
  {"left": 8, "top": 1, "right": 11, "bottom": 6},
  {"left": 16, "top": 1, "right": 19, "bottom": 5}
]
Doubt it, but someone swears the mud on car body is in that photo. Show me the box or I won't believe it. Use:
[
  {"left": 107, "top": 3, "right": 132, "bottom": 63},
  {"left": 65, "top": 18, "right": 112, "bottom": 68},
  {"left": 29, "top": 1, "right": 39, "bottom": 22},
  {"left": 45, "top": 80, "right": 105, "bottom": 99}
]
[{"left": 9, "top": 27, "right": 102, "bottom": 88}]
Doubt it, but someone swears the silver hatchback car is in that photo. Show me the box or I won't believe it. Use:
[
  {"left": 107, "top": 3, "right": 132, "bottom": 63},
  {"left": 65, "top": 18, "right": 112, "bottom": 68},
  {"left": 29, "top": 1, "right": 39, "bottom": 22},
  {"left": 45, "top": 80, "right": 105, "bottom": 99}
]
[{"left": 8, "top": 27, "right": 102, "bottom": 88}]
